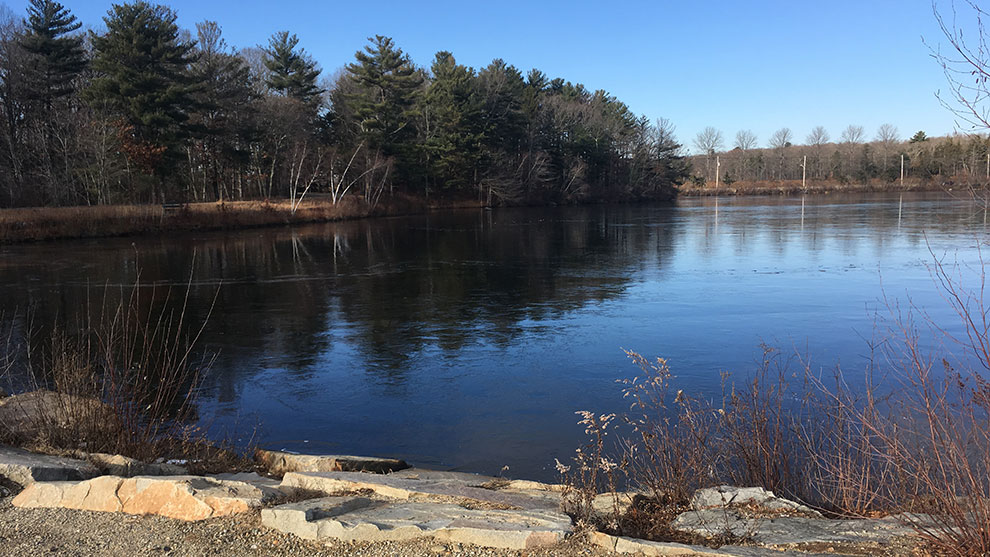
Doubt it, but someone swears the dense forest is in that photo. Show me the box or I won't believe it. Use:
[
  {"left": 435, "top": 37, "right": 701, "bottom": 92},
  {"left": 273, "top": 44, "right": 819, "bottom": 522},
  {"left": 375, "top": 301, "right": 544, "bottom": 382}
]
[
  {"left": 687, "top": 124, "right": 990, "bottom": 187},
  {"left": 0, "top": 0, "right": 689, "bottom": 209}
]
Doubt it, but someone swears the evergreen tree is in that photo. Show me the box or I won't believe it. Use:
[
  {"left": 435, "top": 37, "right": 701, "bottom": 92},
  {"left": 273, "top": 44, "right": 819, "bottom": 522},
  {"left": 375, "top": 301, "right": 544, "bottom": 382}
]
[
  {"left": 475, "top": 59, "right": 525, "bottom": 154},
  {"left": 422, "top": 51, "right": 482, "bottom": 191},
  {"left": 262, "top": 31, "right": 321, "bottom": 105},
  {"left": 85, "top": 1, "right": 198, "bottom": 191},
  {"left": 189, "top": 21, "right": 256, "bottom": 200},
  {"left": 20, "top": 0, "right": 85, "bottom": 108},
  {"left": 346, "top": 35, "right": 423, "bottom": 155}
]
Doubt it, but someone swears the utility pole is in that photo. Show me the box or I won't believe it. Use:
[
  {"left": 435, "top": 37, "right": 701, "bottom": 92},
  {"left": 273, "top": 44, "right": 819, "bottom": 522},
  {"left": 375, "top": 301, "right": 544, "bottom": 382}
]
[
  {"left": 900, "top": 154, "right": 904, "bottom": 186},
  {"left": 715, "top": 155, "right": 721, "bottom": 189},
  {"left": 800, "top": 155, "right": 807, "bottom": 190}
]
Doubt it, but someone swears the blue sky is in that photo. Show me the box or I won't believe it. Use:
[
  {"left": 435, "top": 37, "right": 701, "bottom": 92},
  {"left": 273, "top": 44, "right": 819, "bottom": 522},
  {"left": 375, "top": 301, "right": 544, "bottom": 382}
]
[{"left": 4, "top": 0, "right": 967, "bottom": 153}]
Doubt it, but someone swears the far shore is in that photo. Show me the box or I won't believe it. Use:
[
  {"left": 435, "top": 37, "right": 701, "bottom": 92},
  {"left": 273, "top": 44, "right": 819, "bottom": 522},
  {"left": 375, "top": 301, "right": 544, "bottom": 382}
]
[
  {"left": 0, "top": 195, "right": 485, "bottom": 244},
  {"left": 1, "top": 181, "right": 979, "bottom": 244},
  {"left": 676, "top": 178, "right": 969, "bottom": 197}
]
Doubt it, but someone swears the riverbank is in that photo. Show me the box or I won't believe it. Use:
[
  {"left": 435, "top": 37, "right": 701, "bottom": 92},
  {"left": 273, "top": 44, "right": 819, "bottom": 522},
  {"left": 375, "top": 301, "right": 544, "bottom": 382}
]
[
  {"left": 676, "top": 178, "right": 956, "bottom": 197},
  {"left": 0, "top": 195, "right": 486, "bottom": 244},
  {"left": 0, "top": 443, "right": 921, "bottom": 556},
  {"left": 2, "top": 182, "right": 974, "bottom": 244},
  {"left": 0, "top": 495, "right": 605, "bottom": 557}
]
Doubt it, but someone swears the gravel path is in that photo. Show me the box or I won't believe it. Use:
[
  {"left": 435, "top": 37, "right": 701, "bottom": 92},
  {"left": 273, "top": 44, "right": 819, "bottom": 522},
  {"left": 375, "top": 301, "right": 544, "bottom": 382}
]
[{"left": 0, "top": 496, "right": 610, "bottom": 557}]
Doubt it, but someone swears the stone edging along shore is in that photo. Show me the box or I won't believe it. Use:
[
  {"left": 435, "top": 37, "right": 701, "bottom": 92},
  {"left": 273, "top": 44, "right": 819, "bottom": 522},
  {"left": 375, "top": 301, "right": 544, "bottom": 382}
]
[{"left": 0, "top": 445, "right": 923, "bottom": 556}]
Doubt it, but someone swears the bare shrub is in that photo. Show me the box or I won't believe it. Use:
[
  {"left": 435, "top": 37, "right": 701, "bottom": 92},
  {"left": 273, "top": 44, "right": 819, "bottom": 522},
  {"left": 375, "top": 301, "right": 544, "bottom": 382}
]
[
  {"left": 563, "top": 251, "right": 990, "bottom": 554},
  {"left": 0, "top": 276, "right": 249, "bottom": 468}
]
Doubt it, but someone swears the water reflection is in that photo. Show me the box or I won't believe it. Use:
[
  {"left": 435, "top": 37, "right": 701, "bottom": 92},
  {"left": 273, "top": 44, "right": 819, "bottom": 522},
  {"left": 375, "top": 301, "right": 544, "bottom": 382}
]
[{"left": 0, "top": 192, "right": 984, "bottom": 480}]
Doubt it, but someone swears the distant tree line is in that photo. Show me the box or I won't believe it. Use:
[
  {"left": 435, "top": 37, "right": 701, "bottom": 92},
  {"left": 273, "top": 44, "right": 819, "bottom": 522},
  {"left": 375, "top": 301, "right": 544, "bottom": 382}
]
[
  {"left": 0, "top": 0, "right": 689, "bottom": 208},
  {"left": 688, "top": 123, "right": 990, "bottom": 187}
]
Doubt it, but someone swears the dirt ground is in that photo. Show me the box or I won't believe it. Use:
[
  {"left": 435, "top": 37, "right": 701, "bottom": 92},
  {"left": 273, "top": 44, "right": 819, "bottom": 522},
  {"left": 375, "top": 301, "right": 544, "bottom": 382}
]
[{"left": 0, "top": 496, "right": 609, "bottom": 557}]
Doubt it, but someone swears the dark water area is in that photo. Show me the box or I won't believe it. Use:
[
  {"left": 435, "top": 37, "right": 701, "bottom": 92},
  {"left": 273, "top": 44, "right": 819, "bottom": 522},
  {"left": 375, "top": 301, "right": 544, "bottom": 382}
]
[{"left": 0, "top": 192, "right": 986, "bottom": 481}]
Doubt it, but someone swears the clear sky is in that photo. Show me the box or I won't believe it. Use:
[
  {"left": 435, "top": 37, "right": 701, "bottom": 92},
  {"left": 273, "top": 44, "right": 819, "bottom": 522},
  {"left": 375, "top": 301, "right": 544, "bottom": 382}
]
[{"left": 3, "top": 0, "right": 969, "bottom": 153}]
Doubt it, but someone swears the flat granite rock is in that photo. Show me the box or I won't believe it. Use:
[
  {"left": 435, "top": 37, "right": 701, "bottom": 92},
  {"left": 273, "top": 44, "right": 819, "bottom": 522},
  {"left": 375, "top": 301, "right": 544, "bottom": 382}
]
[
  {"left": 690, "top": 486, "right": 822, "bottom": 517},
  {"left": 13, "top": 474, "right": 284, "bottom": 521},
  {"left": 279, "top": 470, "right": 561, "bottom": 511},
  {"left": 256, "top": 450, "right": 408, "bottom": 476},
  {"left": 84, "top": 453, "right": 187, "bottom": 477},
  {"left": 0, "top": 445, "right": 99, "bottom": 488},
  {"left": 261, "top": 496, "right": 571, "bottom": 550},
  {"left": 589, "top": 531, "right": 836, "bottom": 556},
  {"left": 672, "top": 509, "right": 915, "bottom": 548}
]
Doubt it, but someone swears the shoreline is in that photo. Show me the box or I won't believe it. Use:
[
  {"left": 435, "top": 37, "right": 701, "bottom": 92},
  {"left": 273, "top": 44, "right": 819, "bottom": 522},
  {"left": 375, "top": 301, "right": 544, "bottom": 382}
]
[
  {"left": 0, "top": 195, "right": 486, "bottom": 245},
  {"left": 0, "top": 183, "right": 972, "bottom": 245},
  {"left": 676, "top": 179, "right": 957, "bottom": 197},
  {"left": 0, "top": 443, "right": 920, "bottom": 556}
]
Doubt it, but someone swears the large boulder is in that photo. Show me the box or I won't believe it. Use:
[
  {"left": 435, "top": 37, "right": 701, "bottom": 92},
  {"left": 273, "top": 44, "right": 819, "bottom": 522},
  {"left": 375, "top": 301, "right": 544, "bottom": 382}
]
[
  {"left": 261, "top": 496, "right": 571, "bottom": 550},
  {"left": 690, "top": 486, "right": 821, "bottom": 516},
  {"left": 13, "top": 473, "right": 283, "bottom": 521},
  {"left": 255, "top": 449, "right": 408, "bottom": 476},
  {"left": 0, "top": 390, "right": 115, "bottom": 444},
  {"left": 0, "top": 445, "right": 99, "bottom": 488}
]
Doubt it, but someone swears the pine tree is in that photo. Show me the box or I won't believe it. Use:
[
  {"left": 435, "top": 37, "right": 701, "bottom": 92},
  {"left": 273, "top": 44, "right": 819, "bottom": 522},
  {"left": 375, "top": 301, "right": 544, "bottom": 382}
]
[
  {"left": 346, "top": 35, "right": 423, "bottom": 155},
  {"left": 262, "top": 31, "right": 322, "bottom": 105},
  {"left": 85, "top": 1, "right": 198, "bottom": 185},
  {"left": 423, "top": 51, "right": 482, "bottom": 191},
  {"left": 475, "top": 59, "right": 525, "bottom": 154},
  {"left": 20, "top": 0, "right": 85, "bottom": 108},
  {"left": 190, "top": 21, "right": 256, "bottom": 200}
]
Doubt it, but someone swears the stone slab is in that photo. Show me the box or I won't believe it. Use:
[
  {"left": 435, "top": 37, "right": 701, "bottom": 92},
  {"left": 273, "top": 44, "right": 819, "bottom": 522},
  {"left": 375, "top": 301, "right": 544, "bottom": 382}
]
[
  {"left": 13, "top": 474, "right": 284, "bottom": 521},
  {"left": 672, "top": 509, "right": 915, "bottom": 547},
  {"left": 261, "top": 496, "right": 571, "bottom": 550},
  {"left": 590, "top": 531, "right": 839, "bottom": 556},
  {"left": 690, "top": 486, "right": 821, "bottom": 516},
  {"left": 0, "top": 445, "right": 99, "bottom": 488},
  {"left": 256, "top": 450, "right": 408, "bottom": 476},
  {"left": 279, "top": 470, "right": 560, "bottom": 511},
  {"left": 85, "top": 453, "right": 187, "bottom": 477}
]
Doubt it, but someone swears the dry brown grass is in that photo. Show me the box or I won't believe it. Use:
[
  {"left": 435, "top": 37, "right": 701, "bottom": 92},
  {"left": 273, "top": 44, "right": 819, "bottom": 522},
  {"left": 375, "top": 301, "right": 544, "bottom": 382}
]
[
  {"left": 0, "top": 194, "right": 480, "bottom": 243},
  {"left": 0, "top": 276, "right": 255, "bottom": 470},
  {"left": 677, "top": 178, "right": 948, "bottom": 197}
]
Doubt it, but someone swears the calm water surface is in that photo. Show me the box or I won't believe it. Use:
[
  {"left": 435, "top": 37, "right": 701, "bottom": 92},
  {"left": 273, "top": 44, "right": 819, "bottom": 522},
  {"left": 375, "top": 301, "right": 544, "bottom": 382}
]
[{"left": 0, "top": 192, "right": 986, "bottom": 480}]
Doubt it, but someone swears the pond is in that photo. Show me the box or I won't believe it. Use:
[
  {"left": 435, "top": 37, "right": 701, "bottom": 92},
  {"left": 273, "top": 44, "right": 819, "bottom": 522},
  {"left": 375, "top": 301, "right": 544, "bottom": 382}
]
[{"left": 0, "top": 192, "right": 985, "bottom": 481}]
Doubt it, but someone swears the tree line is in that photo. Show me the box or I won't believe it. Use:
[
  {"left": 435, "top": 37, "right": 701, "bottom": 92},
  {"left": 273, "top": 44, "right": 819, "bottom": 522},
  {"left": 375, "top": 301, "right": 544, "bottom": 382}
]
[
  {"left": 689, "top": 124, "right": 990, "bottom": 186},
  {"left": 0, "top": 0, "right": 689, "bottom": 208}
]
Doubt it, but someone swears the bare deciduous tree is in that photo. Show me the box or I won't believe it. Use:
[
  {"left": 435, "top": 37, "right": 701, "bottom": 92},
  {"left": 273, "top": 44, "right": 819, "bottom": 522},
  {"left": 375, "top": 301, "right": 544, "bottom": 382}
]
[
  {"left": 806, "top": 126, "right": 830, "bottom": 146},
  {"left": 840, "top": 124, "right": 865, "bottom": 144},
  {"left": 768, "top": 128, "right": 792, "bottom": 180},
  {"left": 875, "top": 123, "right": 899, "bottom": 145},
  {"left": 0, "top": 7, "right": 26, "bottom": 204},
  {"left": 807, "top": 126, "right": 830, "bottom": 178},
  {"left": 693, "top": 126, "right": 723, "bottom": 181},
  {"left": 929, "top": 0, "right": 990, "bottom": 130},
  {"left": 734, "top": 129, "right": 757, "bottom": 151},
  {"left": 693, "top": 126, "right": 724, "bottom": 154},
  {"left": 875, "top": 123, "right": 900, "bottom": 172},
  {"left": 768, "top": 127, "right": 793, "bottom": 149},
  {"left": 734, "top": 129, "right": 757, "bottom": 181},
  {"left": 836, "top": 125, "right": 866, "bottom": 179}
]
